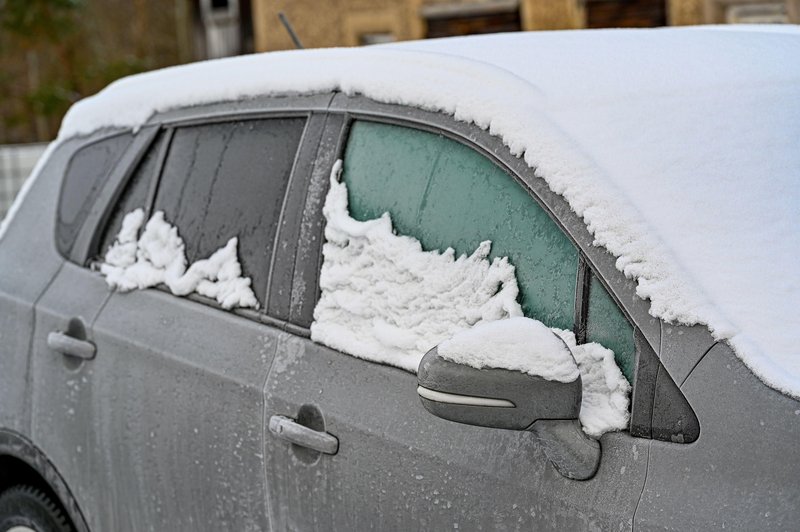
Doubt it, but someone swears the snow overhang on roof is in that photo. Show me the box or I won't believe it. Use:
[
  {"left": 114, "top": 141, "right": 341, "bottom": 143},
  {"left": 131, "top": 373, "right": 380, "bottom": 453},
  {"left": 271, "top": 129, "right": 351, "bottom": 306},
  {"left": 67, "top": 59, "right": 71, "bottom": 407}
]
[{"left": 54, "top": 26, "right": 800, "bottom": 397}]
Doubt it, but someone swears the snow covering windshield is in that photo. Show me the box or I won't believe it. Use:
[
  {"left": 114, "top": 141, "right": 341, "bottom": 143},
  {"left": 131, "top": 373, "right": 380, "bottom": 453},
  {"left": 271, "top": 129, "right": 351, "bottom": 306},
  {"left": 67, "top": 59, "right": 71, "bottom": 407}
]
[{"left": 13, "top": 26, "right": 800, "bottom": 398}]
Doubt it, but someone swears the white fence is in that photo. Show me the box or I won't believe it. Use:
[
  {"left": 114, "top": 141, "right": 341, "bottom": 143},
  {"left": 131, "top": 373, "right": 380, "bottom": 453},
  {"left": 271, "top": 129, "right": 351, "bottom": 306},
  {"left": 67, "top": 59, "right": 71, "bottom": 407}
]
[{"left": 0, "top": 143, "right": 49, "bottom": 220}]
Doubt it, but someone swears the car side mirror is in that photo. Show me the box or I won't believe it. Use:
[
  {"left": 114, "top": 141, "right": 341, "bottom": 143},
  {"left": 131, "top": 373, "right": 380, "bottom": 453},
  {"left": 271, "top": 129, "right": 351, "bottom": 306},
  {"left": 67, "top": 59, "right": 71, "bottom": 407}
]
[
  {"left": 417, "top": 347, "right": 581, "bottom": 429},
  {"left": 417, "top": 319, "right": 601, "bottom": 480}
]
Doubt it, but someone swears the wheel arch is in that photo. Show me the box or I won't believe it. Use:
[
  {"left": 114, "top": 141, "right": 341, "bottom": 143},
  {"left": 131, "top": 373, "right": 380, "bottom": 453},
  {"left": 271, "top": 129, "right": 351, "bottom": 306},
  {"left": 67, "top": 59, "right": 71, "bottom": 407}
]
[{"left": 0, "top": 429, "right": 89, "bottom": 532}]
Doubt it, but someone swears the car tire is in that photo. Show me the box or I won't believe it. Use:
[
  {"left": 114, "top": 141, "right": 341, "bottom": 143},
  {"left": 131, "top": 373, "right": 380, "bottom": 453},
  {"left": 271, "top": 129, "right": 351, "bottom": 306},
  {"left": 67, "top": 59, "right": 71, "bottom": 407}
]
[{"left": 0, "top": 484, "right": 73, "bottom": 532}]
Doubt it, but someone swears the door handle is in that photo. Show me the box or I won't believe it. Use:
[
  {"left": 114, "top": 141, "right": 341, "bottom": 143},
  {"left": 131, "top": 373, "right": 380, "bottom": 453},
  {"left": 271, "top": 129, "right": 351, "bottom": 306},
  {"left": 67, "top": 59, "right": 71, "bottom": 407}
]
[
  {"left": 269, "top": 415, "right": 339, "bottom": 455},
  {"left": 47, "top": 331, "right": 96, "bottom": 360}
]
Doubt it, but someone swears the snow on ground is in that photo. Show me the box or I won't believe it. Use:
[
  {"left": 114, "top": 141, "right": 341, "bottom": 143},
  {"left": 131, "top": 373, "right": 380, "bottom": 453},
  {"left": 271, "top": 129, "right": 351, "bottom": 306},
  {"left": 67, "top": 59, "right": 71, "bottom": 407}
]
[
  {"left": 23, "top": 27, "right": 799, "bottom": 397},
  {"left": 101, "top": 209, "right": 258, "bottom": 310},
  {"left": 313, "top": 163, "right": 629, "bottom": 436},
  {"left": 311, "top": 161, "right": 522, "bottom": 373}
]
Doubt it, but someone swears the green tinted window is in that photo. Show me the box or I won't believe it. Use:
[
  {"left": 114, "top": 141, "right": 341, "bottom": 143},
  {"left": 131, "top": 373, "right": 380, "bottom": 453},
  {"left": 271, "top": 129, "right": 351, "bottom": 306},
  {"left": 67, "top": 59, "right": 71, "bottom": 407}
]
[
  {"left": 586, "top": 273, "right": 636, "bottom": 382},
  {"left": 342, "top": 121, "right": 579, "bottom": 331}
]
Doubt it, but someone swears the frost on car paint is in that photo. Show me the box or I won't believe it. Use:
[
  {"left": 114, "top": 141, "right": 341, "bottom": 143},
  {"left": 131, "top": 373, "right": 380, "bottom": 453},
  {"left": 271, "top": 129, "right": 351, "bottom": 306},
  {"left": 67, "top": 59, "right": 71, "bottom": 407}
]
[
  {"left": 101, "top": 208, "right": 258, "bottom": 310},
  {"left": 312, "top": 162, "right": 629, "bottom": 437}
]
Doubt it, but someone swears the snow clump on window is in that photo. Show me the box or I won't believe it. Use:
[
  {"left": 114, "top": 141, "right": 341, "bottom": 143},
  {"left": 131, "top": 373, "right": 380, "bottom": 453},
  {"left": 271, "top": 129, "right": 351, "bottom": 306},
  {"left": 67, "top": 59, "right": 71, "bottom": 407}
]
[
  {"left": 100, "top": 208, "right": 258, "bottom": 310},
  {"left": 553, "top": 328, "right": 631, "bottom": 437},
  {"left": 311, "top": 160, "right": 523, "bottom": 373}
]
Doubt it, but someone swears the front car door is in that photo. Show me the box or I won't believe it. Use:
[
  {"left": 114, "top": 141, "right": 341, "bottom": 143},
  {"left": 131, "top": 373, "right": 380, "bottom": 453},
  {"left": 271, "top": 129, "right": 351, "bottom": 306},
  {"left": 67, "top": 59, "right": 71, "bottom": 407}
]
[{"left": 264, "top": 96, "right": 700, "bottom": 529}]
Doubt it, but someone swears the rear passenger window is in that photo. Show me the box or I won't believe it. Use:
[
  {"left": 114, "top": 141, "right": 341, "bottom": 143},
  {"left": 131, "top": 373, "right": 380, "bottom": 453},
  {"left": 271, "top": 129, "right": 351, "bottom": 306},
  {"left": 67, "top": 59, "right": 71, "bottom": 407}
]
[
  {"left": 343, "top": 121, "right": 579, "bottom": 331},
  {"left": 57, "top": 132, "right": 133, "bottom": 257},
  {"left": 586, "top": 272, "right": 635, "bottom": 382},
  {"left": 153, "top": 118, "right": 306, "bottom": 305}
]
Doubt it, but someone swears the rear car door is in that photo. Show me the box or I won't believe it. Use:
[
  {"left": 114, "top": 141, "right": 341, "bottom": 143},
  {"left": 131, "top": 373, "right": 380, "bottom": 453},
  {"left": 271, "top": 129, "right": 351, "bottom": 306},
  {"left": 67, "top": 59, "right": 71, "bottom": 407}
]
[
  {"left": 32, "top": 109, "right": 322, "bottom": 530},
  {"left": 263, "top": 100, "right": 696, "bottom": 529}
]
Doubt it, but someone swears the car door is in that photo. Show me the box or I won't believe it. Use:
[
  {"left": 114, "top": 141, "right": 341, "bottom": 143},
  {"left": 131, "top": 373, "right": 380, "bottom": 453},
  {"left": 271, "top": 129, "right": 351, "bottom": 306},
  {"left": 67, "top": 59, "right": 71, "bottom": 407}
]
[
  {"left": 262, "top": 100, "right": 694, "bottom": 530},
  {"left": 33, "top": 109, "right": 324, "bottom": 531}
]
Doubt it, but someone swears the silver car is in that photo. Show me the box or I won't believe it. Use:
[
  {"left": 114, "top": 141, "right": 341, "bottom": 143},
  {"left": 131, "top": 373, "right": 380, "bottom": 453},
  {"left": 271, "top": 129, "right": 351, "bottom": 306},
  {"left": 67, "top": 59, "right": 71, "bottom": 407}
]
[{"left": 1, "top": 30, "right": 798, "bottom": 531}]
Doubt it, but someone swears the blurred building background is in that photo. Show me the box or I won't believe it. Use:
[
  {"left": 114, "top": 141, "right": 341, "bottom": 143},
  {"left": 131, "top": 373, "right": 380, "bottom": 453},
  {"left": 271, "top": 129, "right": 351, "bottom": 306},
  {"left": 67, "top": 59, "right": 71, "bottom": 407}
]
[
  {"left": 255, "top": 0, "right": 799, "bottom": 50},
  {"left": 2, "top": 0, "right": 797, "bottom": 146},
  {"left": 1, "top": 0, "right": 795, "bottom": 217},
  {"left": 0, "top": 0, "right": 256, "bottom": 146},
  {"left": 0, "top": 0, "right": 797, "bottom": 149}
]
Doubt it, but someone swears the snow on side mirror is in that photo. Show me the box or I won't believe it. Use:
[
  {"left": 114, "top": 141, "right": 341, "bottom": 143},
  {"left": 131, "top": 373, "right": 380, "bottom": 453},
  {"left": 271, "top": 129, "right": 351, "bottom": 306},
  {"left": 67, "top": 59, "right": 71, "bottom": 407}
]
[
  {"left": 417, "top": 318, "right": 581, "bottom": 430},
  {"left": 417, "top": 318, "right": 601, "bottom": 480}
]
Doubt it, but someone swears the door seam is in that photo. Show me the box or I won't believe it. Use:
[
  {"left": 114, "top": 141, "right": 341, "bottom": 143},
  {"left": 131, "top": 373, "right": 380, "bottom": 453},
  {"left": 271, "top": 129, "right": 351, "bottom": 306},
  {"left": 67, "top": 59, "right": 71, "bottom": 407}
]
[
  {"left": 24, "top": 260, "right": 66, "bottom": 435},
  {"left": 680, "top": 341, "right": 718, "bottom": 387},
  {"left": 631, "top": 439, "right": 652, "bottom": 532}
]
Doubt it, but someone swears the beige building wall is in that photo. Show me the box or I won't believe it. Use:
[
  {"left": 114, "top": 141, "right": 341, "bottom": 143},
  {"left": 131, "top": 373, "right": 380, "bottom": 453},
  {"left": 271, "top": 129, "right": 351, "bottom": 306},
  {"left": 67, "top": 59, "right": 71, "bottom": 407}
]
[
  {"left": 669, "top": 0, "right": 800, "bottom": 24},
  {"left": 254, "top": 0, "right": 424, "bottom": 51},
  {"left": 669, "top": 0, "right": 706, "bottom": 24},
  {"left": 253, "top": 0, "right": 799, "bottom": 52},
  {"left": 521, "top": 0, "right": 585, "bottom": 30},
  {"left": 253, "top": 0, "right": 587, "bottom": 51}
]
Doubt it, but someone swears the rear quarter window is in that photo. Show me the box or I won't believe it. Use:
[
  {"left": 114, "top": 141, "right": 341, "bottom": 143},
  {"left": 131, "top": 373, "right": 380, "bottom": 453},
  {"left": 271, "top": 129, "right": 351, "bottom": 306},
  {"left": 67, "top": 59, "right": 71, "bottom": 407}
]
[{"left": 57, "top": 133, "right": 133, "bottom": 257}]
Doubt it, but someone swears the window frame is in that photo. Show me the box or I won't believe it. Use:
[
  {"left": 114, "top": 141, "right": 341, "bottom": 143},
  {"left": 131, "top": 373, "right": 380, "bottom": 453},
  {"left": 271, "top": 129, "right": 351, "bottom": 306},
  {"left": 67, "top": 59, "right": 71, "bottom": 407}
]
[{"left": 80, "top": 97, "right": 332, "bottom": 331}]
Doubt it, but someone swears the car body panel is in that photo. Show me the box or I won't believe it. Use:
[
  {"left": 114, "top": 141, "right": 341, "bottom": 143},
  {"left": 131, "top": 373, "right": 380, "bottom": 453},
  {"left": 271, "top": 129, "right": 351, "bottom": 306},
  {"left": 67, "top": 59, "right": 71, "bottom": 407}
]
[
  {"left": 30, "top": 262, "right": 111, "bottom": 529},
  {"left": 265, "top": 332, "right": 650, "bottom": 530},
  {"left": 636, "top": 342, "right": 800, "bottom": 530},
  {"left": 264, "top": 96, "right": 653, "bottom": 529},
  {"left": 78, "top": 288, "right": 275, "bottom": 530},
  {"left": 659, "top": 322, "right": 717, "bottom": 386},
  {"left": 0, "top": 136, "right": 88, "bottom": 434}
]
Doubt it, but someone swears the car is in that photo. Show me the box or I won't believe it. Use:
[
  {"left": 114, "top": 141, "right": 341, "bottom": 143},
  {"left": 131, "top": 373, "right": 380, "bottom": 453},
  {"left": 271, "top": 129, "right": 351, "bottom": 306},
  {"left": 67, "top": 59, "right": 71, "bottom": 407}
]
[{"left": 0, "top": 26, "right": 798, "bottom": 531}]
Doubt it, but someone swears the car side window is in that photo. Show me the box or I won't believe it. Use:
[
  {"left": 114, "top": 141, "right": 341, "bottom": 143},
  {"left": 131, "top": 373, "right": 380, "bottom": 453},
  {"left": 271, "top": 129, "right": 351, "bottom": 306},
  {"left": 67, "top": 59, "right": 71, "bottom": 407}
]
[
  {"left": 342, "top": 121, "right": 579, "bottom": 331},
  {"left": 57, "top": 132, "right": 133, "bottom": 257},
  {"left": 309, "top": 114, "right": 695, "bottom": 442},
  {"left": 152, "top": 118, "right": 306, "bottom": 306},
  {"left": 585, "top": 272, "right": 636, "bottom": 382}
]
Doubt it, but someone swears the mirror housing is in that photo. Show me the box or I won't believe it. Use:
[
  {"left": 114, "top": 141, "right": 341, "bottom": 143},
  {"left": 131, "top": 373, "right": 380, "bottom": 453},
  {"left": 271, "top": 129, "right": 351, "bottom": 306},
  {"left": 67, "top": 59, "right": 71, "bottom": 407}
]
[
  {"left": 417, "top": 346, "right": 581, "bottom": 430},
  {"left": 417, "top": 341, "right": 601, "bottom": 481}
]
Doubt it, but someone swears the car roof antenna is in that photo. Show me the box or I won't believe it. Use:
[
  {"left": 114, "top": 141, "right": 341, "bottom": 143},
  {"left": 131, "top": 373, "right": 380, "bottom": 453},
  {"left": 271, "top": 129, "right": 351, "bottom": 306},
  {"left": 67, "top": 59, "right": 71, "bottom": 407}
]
[{"left": 278, "top": 12, "right": 304, "bottom": 49}]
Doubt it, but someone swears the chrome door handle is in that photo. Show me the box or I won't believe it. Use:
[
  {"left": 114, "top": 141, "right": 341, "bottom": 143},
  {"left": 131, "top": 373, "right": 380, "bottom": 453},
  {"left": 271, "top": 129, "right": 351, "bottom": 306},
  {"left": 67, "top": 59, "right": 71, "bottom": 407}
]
[
  {"left": 269, "top": 415, "right": 339, "bottom": 455},
  {"left": 47, "top": 331, "right": 96, "bottom": 360}
]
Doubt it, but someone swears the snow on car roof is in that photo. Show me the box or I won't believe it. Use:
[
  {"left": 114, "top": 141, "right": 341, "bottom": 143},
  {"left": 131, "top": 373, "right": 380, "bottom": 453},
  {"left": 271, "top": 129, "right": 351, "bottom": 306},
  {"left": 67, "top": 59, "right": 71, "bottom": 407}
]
[{"left": 55, "top": 27, "right": 800, "bottom": 397}]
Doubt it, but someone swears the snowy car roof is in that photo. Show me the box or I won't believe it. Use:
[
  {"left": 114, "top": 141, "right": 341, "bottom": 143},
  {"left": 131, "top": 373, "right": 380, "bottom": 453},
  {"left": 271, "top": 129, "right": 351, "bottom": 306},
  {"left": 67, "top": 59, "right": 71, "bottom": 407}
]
[{"left": 55, "top": 26, "right": 800, "bottom": 397}]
